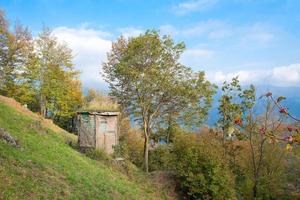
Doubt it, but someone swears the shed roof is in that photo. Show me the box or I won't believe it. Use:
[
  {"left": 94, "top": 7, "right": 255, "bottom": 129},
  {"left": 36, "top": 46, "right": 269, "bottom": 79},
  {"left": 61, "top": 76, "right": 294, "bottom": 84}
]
[{"left": 77, "top": 110, "right": 119, "bottom": 116}]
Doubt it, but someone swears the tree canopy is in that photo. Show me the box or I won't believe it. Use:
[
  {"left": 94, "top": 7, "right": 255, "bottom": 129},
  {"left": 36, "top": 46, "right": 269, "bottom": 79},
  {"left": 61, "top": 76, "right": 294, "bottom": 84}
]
[{"left": 103, "top": 30, "right": 216, "bottom": 172}]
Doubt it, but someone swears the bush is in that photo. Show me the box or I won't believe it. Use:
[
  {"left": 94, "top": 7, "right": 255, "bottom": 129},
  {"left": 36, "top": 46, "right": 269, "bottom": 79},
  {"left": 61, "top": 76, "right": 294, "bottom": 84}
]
[
  {"left": 149, "top": 144, "right": 174, "bottom": 171},
  {"left": 173, "top": 133, "right": 236, "bottom": 200},
  {"left": 117, "top": 126, "right": 144, "bottom": 167},
  {"left": 84, "top": 148, "right": 111, "bottom": 163}
]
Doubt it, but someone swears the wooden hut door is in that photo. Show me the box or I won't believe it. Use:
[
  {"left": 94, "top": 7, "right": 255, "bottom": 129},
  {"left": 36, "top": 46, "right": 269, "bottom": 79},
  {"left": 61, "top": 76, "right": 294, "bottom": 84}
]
[{"left": 96, "top": 117, "right": 107, "bottom": 149}]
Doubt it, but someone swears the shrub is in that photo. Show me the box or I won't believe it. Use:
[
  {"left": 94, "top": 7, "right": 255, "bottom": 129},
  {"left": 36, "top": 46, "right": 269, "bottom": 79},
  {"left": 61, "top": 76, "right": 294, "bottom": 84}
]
[
  {"left": 117, "top": 126, "right": 144, "bottom": 167},
  {"left": 84, "top": 148, "right": 111, "bottom": 163},
  {"left": 173, "top": 133, "right": 236, "bottom": 200},
  {"left": 149, "top": 144, "right": 174, "bottom": 171}
]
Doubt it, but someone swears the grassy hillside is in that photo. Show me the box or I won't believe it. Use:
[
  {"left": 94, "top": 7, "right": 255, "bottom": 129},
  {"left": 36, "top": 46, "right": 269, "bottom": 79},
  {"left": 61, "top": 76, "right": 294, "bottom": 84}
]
[{"left": 0, "top": 96, "right": 166, "bottom": 200}]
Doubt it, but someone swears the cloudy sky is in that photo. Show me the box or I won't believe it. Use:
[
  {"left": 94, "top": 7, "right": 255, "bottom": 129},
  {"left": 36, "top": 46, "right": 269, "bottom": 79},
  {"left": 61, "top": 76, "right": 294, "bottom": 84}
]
[{"left": 2, "top": 0, "right": 300, "bottom": 89}]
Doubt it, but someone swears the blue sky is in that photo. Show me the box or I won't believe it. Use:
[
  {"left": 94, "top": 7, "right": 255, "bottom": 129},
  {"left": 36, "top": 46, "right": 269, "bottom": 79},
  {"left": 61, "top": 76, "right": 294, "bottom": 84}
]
[{"left": 1, "top": 0, "right": 300, "bottom": 89}]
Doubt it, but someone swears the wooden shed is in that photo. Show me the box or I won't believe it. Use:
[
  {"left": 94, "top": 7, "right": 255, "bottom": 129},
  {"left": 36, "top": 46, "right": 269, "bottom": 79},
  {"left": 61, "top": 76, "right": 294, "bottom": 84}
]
[{"left": 76, "top": 111, "right": 119, "bottom": 154}]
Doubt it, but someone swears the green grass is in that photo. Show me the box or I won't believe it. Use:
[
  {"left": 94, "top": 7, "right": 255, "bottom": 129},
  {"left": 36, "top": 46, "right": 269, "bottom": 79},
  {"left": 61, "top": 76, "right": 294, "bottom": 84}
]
[{"left": 0, "top": 102, "right": 163, "bottom": 200}]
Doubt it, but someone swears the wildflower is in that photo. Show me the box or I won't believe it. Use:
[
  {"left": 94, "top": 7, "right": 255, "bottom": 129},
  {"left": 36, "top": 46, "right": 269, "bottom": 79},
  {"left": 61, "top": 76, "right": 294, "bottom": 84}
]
[
  {"left": 259, "top": 127, "right": 265, "bottom": 134},
  {"left": 266, "top": 92, "right": 272, "bottom": 97},
  {"left": 287, "top": 126, "right": 293, "bottom": 132},
  {"left": 279, "top": 108, "right": 287, "bottom": 114},
  {"left": 234, "top": 118, "right": 243, "bottom": 126}
]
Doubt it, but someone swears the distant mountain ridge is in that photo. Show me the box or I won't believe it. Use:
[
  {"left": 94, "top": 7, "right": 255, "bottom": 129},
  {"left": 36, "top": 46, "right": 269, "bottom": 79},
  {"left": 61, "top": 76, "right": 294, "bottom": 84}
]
[
  {"left": 83, "top": 83, "right": 300, "bottom": 127},
  {"left": 206, "top": 85, "right": 300, "bottom": 126}
]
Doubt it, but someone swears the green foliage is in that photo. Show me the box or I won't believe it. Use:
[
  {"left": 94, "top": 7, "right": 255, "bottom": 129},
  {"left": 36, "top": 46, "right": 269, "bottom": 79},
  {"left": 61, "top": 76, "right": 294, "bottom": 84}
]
[
  {"left": 116, "top": 117, "right": 145, "bottom": 167},
  {"left": 103, "top": 30, "right": 216, "bottom": 172},
  {"left": 172, "top": 133, "right": 236, "bottom": 200},
  {"left": 33, "top": 28, "right": 83, "bottom": 121},
  {"left": 0, "top": 11, "right": 34, "bottom": 98},
  {"left": 82, "top": 88, "right": 119, "bottom": 111},
  {"left": 233, "top": 141, "right": 291, "bottom": 200},
  {"left": 149, "top": 145, "right": 174, "bottom": 171},
  {"left": 154, "top": 117, "right": 184, "bottom": 144},
  {"left": 217, "top": 76, "right": 255, "bottom": 134},
  {"left": 84, "top": 148, "right": 112, "bottom": 163}
]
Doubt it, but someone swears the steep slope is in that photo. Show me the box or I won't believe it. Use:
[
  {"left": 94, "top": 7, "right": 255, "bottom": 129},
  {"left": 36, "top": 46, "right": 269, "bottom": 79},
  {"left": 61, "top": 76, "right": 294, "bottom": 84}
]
[{"left": 0, "top": 96, "right": 165, "bottom": 200}]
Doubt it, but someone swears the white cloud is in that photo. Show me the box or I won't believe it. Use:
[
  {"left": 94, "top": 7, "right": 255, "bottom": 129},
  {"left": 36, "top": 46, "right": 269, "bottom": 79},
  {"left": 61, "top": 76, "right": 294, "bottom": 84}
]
[
  {"left": 50, "top": 25, "right": 288, "bottom": 90},
  {"left": 181, "top": 48, "right": 215, "bottom": 68},
  {"left": 160, "top": 25, "right": 178, "bottom": 36},
  {"left": 160, "top": 20, "right": 227, "bottom": 38},
  {"left": 238, "top": 23, "right": 275, "bottom": 46},
  {"left": 207, "top": 69, "right": 269, "bottom": 84},
  {"left": 160, "top": 21, "right": 275, "bottom": 46},
  {"left": 184, "top": 49, "right": 215, "bottom": 57},
  {"left": 52, "top": 26, "right": 112, "bottom": 88},
  {"left": 206, "top": 64, "right": 300, "bottom": 87},
  {"left": 173, "top": 0, "right": 218, "bottom": 15},
  {"left": 272, "top": 64, "right": 300, "bottom": 84},
  {"left": 118, "top": 27, "right": 143, "bottom": 38}
]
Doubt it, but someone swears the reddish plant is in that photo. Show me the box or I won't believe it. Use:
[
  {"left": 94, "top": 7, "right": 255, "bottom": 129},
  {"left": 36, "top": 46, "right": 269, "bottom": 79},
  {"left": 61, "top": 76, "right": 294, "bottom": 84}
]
[
  {"left": 266, "top": 92, "right": 272, "bottom": 97},
  {"left": 259, "top": 127, "right": 265, "bottom": 134},
  {"left": 234, "top": 118, "right": 243, "bottom": 126},
  {"left": 279, "top": 108, "right": 287, "bottom": 114}
]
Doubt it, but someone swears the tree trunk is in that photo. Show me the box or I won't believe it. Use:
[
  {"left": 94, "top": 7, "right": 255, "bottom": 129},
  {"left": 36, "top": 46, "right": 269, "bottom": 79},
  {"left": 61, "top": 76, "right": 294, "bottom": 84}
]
[
  {"left": 40, "top": 94, "right": 46, "bottom": 118},
  {"left": 143, "top": 135, "right": 149, "bottom": 173},
  {"left": 166, "top": 130, "right": 170, "bottom": 144},
  {"left": 166, "top": 115, "right": 172, "bottom": 144},
  {"left": 253, "top": 181, "right": 257, "bottom": 198}
]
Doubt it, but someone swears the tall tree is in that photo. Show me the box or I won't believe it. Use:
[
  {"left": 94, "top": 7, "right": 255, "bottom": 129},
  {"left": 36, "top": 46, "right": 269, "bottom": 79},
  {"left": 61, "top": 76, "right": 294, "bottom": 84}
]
[
  {"left": 0, "top": 10, "right": 33, "bottom": 97},
  {"left": 103, "top": 31, "right": 216, "bottom": 172},
  {"left": 17, "top": 27, "right": 83, "bottom": 130},
  {"left": 33, "top": 27, "right": 79, "bottom": 118},
  {"left": 0, "top": 10, "right": 11, "bottom": 93}
]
